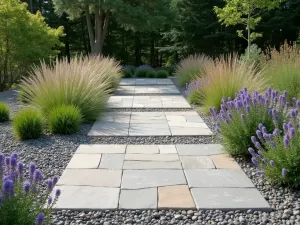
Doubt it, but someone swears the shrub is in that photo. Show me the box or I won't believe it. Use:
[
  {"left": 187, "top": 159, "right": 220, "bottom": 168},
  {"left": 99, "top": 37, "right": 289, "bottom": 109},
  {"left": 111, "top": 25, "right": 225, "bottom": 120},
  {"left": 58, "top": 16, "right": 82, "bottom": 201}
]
[
  {"left": 19, "top": 55, "right": 121, "bottom": 122},
  {"left": 186, "top": 80, "right": 202, "bottom": 105},
  {"left": 48, "top": 105, "right": 82, "bottom": 135},
  {"left": 0, "top": 102, "right": 10, "bottom": 122},
  {"left": 13, "top": 108, "right": 43, "bottom": 140},
  {"left": 155, "top": 70, "right": 168, "bottom": 78},
  {"left": 135, "top": 65, "right": 154, "bottom": 78},
  {"left": 211, "top": 88, "right": 289, "bottom": 156},
  {"left": 0, "top": 152, "right": 61, "bottom": 225},
  {"left": 155, "top": 66, "right": 175, "bottom": 76},
  {"left": 122, "top": 65, "right": 135, "bottom": 78},
  {"left": 199, "top": 55, "right": 267, "bottom": 112},
  {"left": 175, "top": 54, "right": 212, "bottom": 87},
  {"left": 240, "top": 44, "right": 262, "bottom": 67},
  {"left": 263, "top": 43, "right": 300, "bottom": 102},
  {"left": 147, "top": 71, "right": 156, "bottom": 78},
  {"left": 249, "top": 107, "right": 300, "bottom": 188}
]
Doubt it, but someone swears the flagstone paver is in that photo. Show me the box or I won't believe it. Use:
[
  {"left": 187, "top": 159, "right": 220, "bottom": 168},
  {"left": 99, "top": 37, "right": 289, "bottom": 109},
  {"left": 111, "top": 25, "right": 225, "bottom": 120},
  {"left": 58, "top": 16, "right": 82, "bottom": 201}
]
[
  {"left": 119, "top": 78, "right": 174, "bottom": 86},
  {"left": 54, "top": 144, "right": 270, "bottom": 211},
  {"left": 119, "top": 188, "right": 157, "bottom": 209},
  {"left": 191, "top": 188, "right": 271, "bottom": 211},
  {"left": 185, "top": 169, "right": 255, "bottom": 188},
  {"left": 158, "top": 185, "right": 195, "bottom": 209},
  {"left": 66, "top": 154, "right": 101, "bottom": 169},
  {"left": 54, "top": 186, "right": 120, "bottom": 210},
  {"left": 116, "top": 85, "right": 180, "bottom": 95}
]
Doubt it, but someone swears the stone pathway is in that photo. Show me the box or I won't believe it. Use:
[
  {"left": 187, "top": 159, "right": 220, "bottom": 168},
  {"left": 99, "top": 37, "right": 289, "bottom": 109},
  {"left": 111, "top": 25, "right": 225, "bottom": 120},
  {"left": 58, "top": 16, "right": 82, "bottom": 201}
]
[
  {"left": 54, "top": 144, "right": 270, "bottom": 211},
  {"left": 54, "top": 78, "right": 270, "bottom": 211}
]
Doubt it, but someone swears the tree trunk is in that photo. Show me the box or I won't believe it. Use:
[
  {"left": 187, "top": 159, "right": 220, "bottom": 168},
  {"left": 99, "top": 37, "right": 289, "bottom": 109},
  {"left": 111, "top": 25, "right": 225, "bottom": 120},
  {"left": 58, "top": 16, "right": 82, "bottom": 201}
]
[
  {"left": 247, "top": 3, "right": 251, "bottom": 59},
  {"left": 84, "top": 5, "right": 95, "bottom": 54},
  {"left": 135, "top": 33, "right": 141, "bottom": 66}
]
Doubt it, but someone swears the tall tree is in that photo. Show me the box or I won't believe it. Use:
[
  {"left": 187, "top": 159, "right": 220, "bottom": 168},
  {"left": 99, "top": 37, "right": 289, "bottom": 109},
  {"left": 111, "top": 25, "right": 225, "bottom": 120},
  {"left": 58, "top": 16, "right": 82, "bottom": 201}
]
[
  {"left": 214, "top": 0, "right": 280, "bottom": 57},
  {"left": 52, "top": 0, "right": 174, "bottom": 55}
]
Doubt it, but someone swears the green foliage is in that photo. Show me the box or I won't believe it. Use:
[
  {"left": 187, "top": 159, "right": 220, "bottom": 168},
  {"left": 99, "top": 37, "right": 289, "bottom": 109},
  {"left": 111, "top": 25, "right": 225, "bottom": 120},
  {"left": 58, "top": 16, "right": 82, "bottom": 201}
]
[
  {"left": 252, "top": 112, "right": 300, "bottom": 188},
  {"left": 47, "top": 105, "right": 82, "bottom": 135},
  {"left": 240, "top": 44, "right": 262, "bottom": 67},
  {"left": 0, "top": 0, "right": 64, "bottom": 91},
  {"left": 122, "top": 66, "right": 135, "bottom": 78},
  {"left": 13, "top": 108, "right": 43, "bottom": 140},
  {"left": 135, "top": 70, "right": 148, "bottom": 78},
  {"left": 147, "top": 71, "right": 156, "bottom": 78},
  {"left": 19, "top": 55, "right": 121, "bottom": 122},
  {"left": 198, "top": 55, "right": 267, "bottom": 112},
  {"left": 187, "top": 90, "right": 202, "bottom": 105},
  {"left": 263, "top": 43, "right": 300, "bottom": 102},
  {"left": 0, "top": 102, "right": 10, "bottom": 122},
  {"left": 155, "top": 70, "right": 168, "bottom": 78},
  {"left": 175, "top": 54, "right": 211, "bottom": 87}
]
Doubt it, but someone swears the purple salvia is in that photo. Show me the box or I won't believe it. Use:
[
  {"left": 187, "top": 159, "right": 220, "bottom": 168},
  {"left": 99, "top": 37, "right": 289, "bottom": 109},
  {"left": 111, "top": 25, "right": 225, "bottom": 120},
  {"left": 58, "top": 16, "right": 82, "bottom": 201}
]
[
  {"left": 272, "top": 108, "right": 276, "bottom": 117},
  {"left": 263, "top": 133, "right": 269, "bottom": 140},
  {"left": 48, "top": 196, "right": 53, "bottom": 205},
  {"left": 290, "top": 109, "right": 297, "bottom": 118},
  {"left": 256, "top": 170, "right": 265, "bottom": 175},
  {"left": 251, "top": 136, "right": 257, "bottom": 145},
  {"left": 289, "top": 127, "right": 295, "bottom": 138},
  {"left": 23, "top": 181, "right": 30, "bottom": 194},
  {"left": 228, "top": 112, "right": 233, "bottom": 120},
  {"left": 292, "top": 97, "right": 297, "bottom": 106},
  {"left": 46, "top": 179, "right": 53, "bottom": 192},
  {"left": 268, "top": 108, "right": 272, "bottom": 116},
  {"left": 270, "top": 160, "right": 275, "bottom": 167},
  {"left": 273, "top": 128, "right": 279, "bottom": 137},
  {"left": 258, "top": 123, "right": 263, "bottom": 131},
  {"left": 248, "top": 147, "right": 255, "bottom": 156},
  {"left": 17, "top": 162, "right": 24, "bottom": 175},
  {"left": 256, "top": 130, "right": 263, "bottom": 139},
  {"left": 52, "top": 176, "right": 59, "bottom": 185},
  {"left": 288, "top": 122, "right": 293, "bottom": 128},
  {"left": 251, "top": 157, "right": 258, "bottom": 165},
  {"left": 282, "top": 168, "right": 287, "bottom": 177},
  {"left": 35, "top": 213, "right": 45, "bottom": 225},
  {"left": 2, "top": 179, "right": 14, "bottom": 195},
  {"left": 283, "top": 123, "right": 288, "bottom": 132},
  {"left": 255, "top": 142, "right": 262, "bottom": 150},
  {"left": 10, "top": 152, "right": 18, "bottom": 160},
  {"left": 5, "top": 157, "right": 10, "bottom": 168},
  {"left": 262, "top": 158, "right": 268, "bottom": 163},
  {"left": 257, "top": 150, "right": 262, "bottom": 155},
  {"left": 274, "top": 97, "right": 278, "bottom": 105},
  {"left": 284, "top": 135, "right": 289, "bottom": 148},
  {"left": 262, "top": 127, "right": 267, "bottom": 134},
  {"left": 283, "top": 90, "right": 287, "bottom": 97},
  {"left": 55, "top": 189, "right": 61, "bottom": 198},
  {"left": 10, "top": 157, "right": 17, "bottom": 171},
  {"left": 33, "top": 170, "right": 43, "bottom": 183}
]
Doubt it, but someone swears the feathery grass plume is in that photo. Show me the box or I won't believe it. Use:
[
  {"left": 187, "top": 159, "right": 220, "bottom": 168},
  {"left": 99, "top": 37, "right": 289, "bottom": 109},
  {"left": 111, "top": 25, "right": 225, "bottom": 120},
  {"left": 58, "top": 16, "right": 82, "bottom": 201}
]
[
  {"left": 186, "top": 80, "right": 202, "bottom": 105},
  {"left": 199, "top": 54, "right": 268, "bottom": 113},
  {"left": 19, "top": 55, "right": 121, "bottom": 122},
  {"left": 211, "top": 88, "right": 290, "bottom": 156},
  {"left": 250, "top": 107, "right": 300, "bottom": 188},
  {"left": 0, "top": 102, "right": 10, "bottom": 122},
  {"left": 175, "top": 54, "right": 212, "bottom": 87},
  {"left": 262, "top": 42, "right": 300, "bottom": 101}
]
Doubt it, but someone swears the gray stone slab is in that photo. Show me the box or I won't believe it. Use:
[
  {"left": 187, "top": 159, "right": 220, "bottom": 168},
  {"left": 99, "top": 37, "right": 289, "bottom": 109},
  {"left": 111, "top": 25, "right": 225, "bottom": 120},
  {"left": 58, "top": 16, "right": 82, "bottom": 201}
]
[
  {"left": 57, "top": 169, "right": 122, "bottom": 187},
  {"left": 66, "top": 154, "right": 101, "bottom": 169},
  {"left": 119, "top": 188, "right": 157, "bottom": 209},
  {"left": 129, "top": 124, "right": 171, "bottom": 136},
  {"left": 126, "top": 145, "right": 159, "bottom": 154},
  {"left": 180, "top": 156, "right": 215, "bottom": 169},
  {"left": 125, "top": 154, "right": 179, "bottom": 161},
  {"left": 99, "top": 154, "right": 124, "bottom": 169},
  {"left": 122, "top": 170, "right": 187, "bottom": 189},
  {"left": 119, "top": 79, "right": 136, "bottom": 86},
  {"left": 191, "top": 188, "right": 271, "bottom": 211},
  {"left": 107, "top": 96, "right": 133, "bottom": 108},
  {"left": 176, "top": 144, "right": 224, "bottom": 156},
  {"left": 116, "top": 86, "right": 135, "bottom": 94},
  {"left": 158, "top": 145, "right": 177, "bottom": 154},
  {"left": 123, "top": 161, "right": 182, "bottom": 170},
  {"left": 119, "top": 79, "right": 174, "bottom": 86},
  {"left": 76, "top": 145, "right": 126, "bottom": 154},
  {"left": 53, "top": 186, "right": 120, "bottom": 210},
  {"left": 88, "top": 123, "right": 129, "bottom": 136},
  {"left": 185, "top": 169, "right": 254, "bottom": 188}
]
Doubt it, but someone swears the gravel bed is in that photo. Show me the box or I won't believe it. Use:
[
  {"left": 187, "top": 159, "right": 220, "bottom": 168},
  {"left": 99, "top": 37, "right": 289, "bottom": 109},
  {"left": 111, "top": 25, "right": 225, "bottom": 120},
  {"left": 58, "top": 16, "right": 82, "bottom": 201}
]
[{"left": 1, "top": 87, "right": 300, "bottom": 225}]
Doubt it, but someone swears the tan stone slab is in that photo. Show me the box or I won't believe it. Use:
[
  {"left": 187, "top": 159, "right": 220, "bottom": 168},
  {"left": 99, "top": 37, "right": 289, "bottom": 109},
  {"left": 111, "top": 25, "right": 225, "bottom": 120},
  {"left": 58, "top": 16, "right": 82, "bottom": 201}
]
[
  {"left": 66, "top": 154, "right": 101, "bottom": 169},
  {"left": 211, "top": 154, "right": 241, "bottom": 169},
  {"left": 126, "top": 145, "right": 159, "bottom": 154},
  {"left": 76, "top": 145, "right": 126, "bottom": 154},
  {"left": 125, "top": 154, "right": 179, "bottom": 161},
  {"left": 123, "top": 161, "right": 182, "bottom": 170},
  {"left": 180, "top": 156, "right": 215, "bottom": 169},
  {"left": 158, "top": 185, "right": 196, "bottom": 209},
  {"left": 158, "top": 145, "right": 177, "bottom": 154}
]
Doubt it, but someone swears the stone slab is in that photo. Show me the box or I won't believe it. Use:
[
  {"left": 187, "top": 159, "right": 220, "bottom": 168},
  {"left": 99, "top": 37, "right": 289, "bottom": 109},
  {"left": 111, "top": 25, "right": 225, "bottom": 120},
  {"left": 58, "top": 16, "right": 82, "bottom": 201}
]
[
  {"left": 211, "top": 154, "right": 241, "bottom": 169},
  {"left": 53, "top": 186, "right": 120, "bottom": 210},
  {"left": 57, "top": 169, "right": 122, "bottom": 187},
  {"left": 129, "top": 123, "right": 171, "bottom": 136},
  {"left": 158, "top": 185, "right": 195, "bottom": 209},
  {"left": 122, "top": 170, "right": 187, "bottom": 189},
  {"left": 76, "top": 145, "right": 126, "bottom": 154},
  {"left": 185, "top": 169, "right": 254, "bottom": 188},
  {"left": 180, "top": 156, "right": 215, "bottom": 169},
  {"left": 126, "top": 145, "right": 159, "bottom": 154},
  {"left": 99, "top": 154, "right": 124, "bottom": 169},
  {"left": 107, "top": 96, "right": 133, "bottom": 108},
  {"left": 66, "top": 154, "right": 101, "bottom": 169},
  {"left": 119, "top": 78, "right": 174, "bottom": 86},
  {"left": 176, "top": 144, "right": 224, "bottom": 156},
  {"left": 123, "top": 161, "right": 182, "bottom": 170},
  {"left": 119, "top": 188, "right": 157, "bottom": 209},
  {"left": 191, "top": 188, "right": 271, "bottom": 211},
  {"left": 125, "top": 154, "right": 179, "bottom": 161},
  {"left": 158, "top": 145, "right": 177, "bottom": 154}
]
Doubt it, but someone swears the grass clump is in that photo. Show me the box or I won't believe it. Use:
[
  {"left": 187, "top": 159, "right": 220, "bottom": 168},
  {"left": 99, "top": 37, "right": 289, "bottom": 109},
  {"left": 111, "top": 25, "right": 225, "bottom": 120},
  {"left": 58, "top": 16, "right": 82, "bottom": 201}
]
[
  {"left": 199, "top": 55, "right": 267, "bottom": 112},
  {"left": 135, "top": 65, "right": 154, "bottom": 78},
  {"left": 250, "top": 107, "right": 300, "bottom": 188},
  {"left": 13, "top": 108, "right": 43, "bottom": 140},
  {"left": 47, "top": 105, "right": 82, "bottom": 135},
  {"left": 147, "top": 71, "right": 156, "bottom": 78},
  {"left": 263, "top": 42, "right": 300, "bottom": 102},
  {"left": 185, "top": 80, "right": 202, "bottom": 105},
  {"left": 211, "top": 88, "right": 289, "bottom": 156},
  {"left": 175, "top": 54, "right": 211, "bottom": 87},
  {"left": 19, "top": 55, "right": 121, "bottom": 122},
  {"left": 155, "top": 70, "right": 168, "bottom": 78},
  {"left": 0, "top": 102, "right": 10, "bottom": 122},
  {"left": 122, "top": 65, "right": 135, "bottom": 78}
]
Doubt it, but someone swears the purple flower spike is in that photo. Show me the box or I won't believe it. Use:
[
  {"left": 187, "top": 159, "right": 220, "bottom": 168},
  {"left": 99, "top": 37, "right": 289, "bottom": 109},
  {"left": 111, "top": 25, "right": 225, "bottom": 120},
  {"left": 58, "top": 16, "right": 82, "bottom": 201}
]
[
  {"left": 251, "top": 136, "right": 257, "bottom": 145},
  {"left": 273, "top": 128, "right": 279, "bottom": 136},
  {"left": 248, "top": 147, "right": 255, "bottom": 155},
  {"left": 284, "top": 135, "right": 289, "bottom": 147},
  {"left": 46, "top": 179, "right": 53, "bottom": 192},
  {"left": 55, "top": 189, "right": 61, "bottom": 198},
  {"left": 33, "top": 170, "right": 43, "bottom": 183},
  {"left": 0, "top": 153, "right": 3, "bottom": 164},
  {"left": 29, "top": 162, "right": 36, "bottom": 177},
  {"left": 258, "top": 124, "right": 263, "bottom": 131},
  {"left": 2, "top": 179, "right": 14, "bottom": 195},
  {"left": 256, "top": 170, "right": 265, "bottom": 175},
  {"left": 256, "top": 130, "right": 263, "bottom": 139},
  {"left": 263, "top": 133, "right": 269, "bottom": 140},
  {"left": 272, "top": 108, "right": 276, "bottom": 117},
  {"left": 283, "top": 90, "right": 287, "bottom": 97},
  {"left": 288, "top": 122, "right": 293, "bottom": 128},
  {"left": 290, "top": 128, "right": 295, "bottom": 138},
  {"left": 10, "top": 157, "right": 17, "bottom": 170},
  {"left": 283, "top": 123, "right": 288, "bottom": 132},
  {"left": 48, "top": 196, "right": 53, "bottom": 205},
  {"left": 23, "top": 181, "right": 30, "bottom": 194},
  {"left": 255, "top": 142, "right": 262, "bottom": 150},
  {"left": 228, "top": 112, "right": 233, "bottom": 119},
  {"left": 251, "top": 157, "right": 258, "bottom": 165},
  {"left": 262, "top": 158, "right": 268, "bottom": 163},
  {"left": 290, "top": 109, "right": 297, "bottom": 118},
  {"left": 5, "top": 157, "right": 10, "bottom": 167},
  {"left": 270, "top": 160, "right": 275, "bottom": 167},
  {"left": 11, "top": 152, "right": 18, "bottom": 160},
  {"left": 35, "top": 213, "right": 45, "bottom": 225},
  {"left": 274, "top": 97, "right": 278, "bottom": 104},
  {"left": 52, "top": 176, "right": 58, "bottom": 185},
  {"left": 262, "top": 127, "right": 267, "bottom": 134},
  {"left": 17, "top": 162, "right": 24, "bottom": 175},
  {"left": 282, "top": 168, "right": 287, "bottom": 177},
  {"left": 292, "top": 97, "right": 297, "bottom": 106}
]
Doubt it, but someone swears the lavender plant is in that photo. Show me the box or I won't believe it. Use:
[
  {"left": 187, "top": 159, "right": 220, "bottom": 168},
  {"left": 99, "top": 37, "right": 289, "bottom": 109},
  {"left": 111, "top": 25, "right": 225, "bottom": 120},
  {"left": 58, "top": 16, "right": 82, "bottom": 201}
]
[
  {"left": 0, "top": 152, "right": 61, "bottom": 225},
  {"left": 250, "top": 107, "right": 300, "bottom": 188},
  {"left": 211, "top": 88, "right": 290, "bottom": 156},
  {"left": 186, "top": 80, "right": 202, "bottom": 105}
]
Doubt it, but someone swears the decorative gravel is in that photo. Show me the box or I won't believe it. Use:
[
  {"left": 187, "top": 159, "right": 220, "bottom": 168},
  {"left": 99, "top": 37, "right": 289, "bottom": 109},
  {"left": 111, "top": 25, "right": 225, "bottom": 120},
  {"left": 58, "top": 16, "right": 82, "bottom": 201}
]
[{"left": 1, "top": 89, "right": 300, "bottom": 225}]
